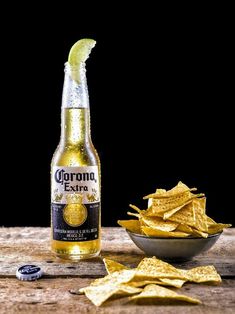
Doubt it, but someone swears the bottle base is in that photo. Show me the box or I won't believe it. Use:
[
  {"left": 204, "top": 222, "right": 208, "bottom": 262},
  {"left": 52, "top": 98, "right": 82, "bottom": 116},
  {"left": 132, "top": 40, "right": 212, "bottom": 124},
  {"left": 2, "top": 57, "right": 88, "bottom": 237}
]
[
  {"left": 54, "top": 250, "right": 100, "bottom": 260},
  {"left": 51, "top": 238, "right": 101, "bottom": 260}
]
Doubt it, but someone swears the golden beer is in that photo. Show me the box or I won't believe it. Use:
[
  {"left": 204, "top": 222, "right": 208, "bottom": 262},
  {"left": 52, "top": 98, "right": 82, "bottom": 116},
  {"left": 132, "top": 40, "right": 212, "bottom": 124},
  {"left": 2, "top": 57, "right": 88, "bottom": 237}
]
[{"left": 51, "top": 39, "right": 101, "bottom": 259}]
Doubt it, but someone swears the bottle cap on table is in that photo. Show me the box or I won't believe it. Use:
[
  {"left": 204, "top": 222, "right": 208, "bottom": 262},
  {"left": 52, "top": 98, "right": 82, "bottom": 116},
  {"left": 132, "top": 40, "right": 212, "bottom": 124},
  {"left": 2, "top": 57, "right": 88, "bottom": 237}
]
[{"left": 16, "top": 265, "right": 43, "bottom": 281}]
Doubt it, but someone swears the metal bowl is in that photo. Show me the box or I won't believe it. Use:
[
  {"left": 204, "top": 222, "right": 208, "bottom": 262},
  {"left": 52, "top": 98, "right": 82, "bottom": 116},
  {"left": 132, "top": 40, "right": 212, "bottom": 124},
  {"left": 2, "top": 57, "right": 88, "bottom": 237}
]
[{"left": 126, "top": 230, "right": 222, "bottom": 262}]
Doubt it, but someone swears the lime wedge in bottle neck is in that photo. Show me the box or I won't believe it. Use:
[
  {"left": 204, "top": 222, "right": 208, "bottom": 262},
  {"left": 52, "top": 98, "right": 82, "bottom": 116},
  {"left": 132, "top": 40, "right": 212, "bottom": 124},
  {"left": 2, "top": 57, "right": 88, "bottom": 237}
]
[{"left": 68, "top": 38, "right": 96, "bottom": 84}]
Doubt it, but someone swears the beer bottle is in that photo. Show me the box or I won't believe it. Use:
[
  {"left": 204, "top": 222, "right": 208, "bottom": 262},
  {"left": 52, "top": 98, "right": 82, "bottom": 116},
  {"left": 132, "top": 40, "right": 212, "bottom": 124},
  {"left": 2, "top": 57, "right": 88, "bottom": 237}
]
[{"left": 51, "top": 39, "right": 101, "bottom": 259}]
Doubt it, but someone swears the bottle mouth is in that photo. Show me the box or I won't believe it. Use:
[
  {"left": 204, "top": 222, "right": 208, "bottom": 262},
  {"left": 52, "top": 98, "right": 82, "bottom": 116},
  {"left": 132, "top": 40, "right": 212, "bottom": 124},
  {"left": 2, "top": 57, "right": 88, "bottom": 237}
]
[{"left": 64, "top": 61, "right": 85, "bottom": 71}]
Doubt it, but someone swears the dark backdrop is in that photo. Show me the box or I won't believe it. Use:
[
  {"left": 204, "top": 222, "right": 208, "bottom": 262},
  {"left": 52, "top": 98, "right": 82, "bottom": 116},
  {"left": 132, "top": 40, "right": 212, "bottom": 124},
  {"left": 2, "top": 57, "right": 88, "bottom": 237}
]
[{"left": 1, "top": 7, "right": 234, "bottom": 227}]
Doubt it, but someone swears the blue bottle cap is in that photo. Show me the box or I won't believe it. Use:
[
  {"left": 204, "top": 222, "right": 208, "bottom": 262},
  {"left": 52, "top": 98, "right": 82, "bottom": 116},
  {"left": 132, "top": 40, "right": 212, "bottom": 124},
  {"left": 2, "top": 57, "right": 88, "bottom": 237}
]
[{"left": 16, "top": 265, "right": 43, "bottom": 281}]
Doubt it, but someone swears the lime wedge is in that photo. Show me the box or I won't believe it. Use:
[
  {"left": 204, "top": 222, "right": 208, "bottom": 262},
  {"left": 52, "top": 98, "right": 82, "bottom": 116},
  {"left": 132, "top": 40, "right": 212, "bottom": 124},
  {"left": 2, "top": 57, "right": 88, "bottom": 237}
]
[{"left": 68, "top": 38, "right": 96, "bottom": 83}]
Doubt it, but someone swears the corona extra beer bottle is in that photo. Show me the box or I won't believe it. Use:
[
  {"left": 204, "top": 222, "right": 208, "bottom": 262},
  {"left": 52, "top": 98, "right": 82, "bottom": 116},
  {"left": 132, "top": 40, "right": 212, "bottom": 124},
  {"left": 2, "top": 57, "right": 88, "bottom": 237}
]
[{"left": 51, "top": 39, "right": 101, "bottom": 259}]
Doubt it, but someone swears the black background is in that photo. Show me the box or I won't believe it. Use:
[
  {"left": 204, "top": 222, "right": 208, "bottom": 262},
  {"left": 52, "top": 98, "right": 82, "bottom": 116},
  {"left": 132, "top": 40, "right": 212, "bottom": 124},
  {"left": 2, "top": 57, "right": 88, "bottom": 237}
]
[{"left": 1, "top": 5, "right": 234, "bottom": 227}]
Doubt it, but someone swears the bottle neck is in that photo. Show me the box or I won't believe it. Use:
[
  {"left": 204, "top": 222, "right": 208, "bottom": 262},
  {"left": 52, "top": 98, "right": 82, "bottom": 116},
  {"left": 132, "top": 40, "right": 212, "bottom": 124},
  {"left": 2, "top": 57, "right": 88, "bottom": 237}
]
[{"left": 60, "top": 63, "right": 90, "bottom": 145}]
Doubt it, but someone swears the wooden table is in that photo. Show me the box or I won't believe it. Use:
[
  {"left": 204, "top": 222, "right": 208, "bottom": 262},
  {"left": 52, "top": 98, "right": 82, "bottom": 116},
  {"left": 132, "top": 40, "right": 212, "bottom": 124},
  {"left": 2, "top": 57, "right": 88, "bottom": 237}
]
[{"left": 0, "top": 227, "right": 234, "bottom": 313}]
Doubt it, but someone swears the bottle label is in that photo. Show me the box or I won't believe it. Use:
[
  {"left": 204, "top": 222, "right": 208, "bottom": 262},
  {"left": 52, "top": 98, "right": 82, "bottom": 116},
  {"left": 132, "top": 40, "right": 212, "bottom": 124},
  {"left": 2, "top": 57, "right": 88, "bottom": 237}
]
[{"left": 51, "top": 166, "right": 100, "bottom": 242}]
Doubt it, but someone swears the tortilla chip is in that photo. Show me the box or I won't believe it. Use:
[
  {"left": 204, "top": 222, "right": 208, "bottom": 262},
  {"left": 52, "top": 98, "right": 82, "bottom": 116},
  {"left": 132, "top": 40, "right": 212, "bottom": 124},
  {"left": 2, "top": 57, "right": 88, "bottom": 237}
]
[
  {"left": 207, "top": 223, "right": 232, "bottom": 235},
  {"left": 158, "top": 278, "right": 186, "bottom": 288},
  {"left": 185, "top": 265, "right": 221, "bottom": 283},
  {"left": 192, "top": 199, "right": 208, "bottom": 231},
  {"left": 205, "top": 215, "right": 231, "bottom": 234},
  {"left": 103, "top": 258, "right": 130, "bottom": 275},
  {"left": 176, "top": 224, "right": 194, "bottom": 233},
  {"left": 143, "top": 182, "right": 199, "bottom": 215},
  {"left": 102, "top": 259, "right": 186, "bottom": 288},
  {"left": 127, "top": 211, "right": 140, "bottom": 218},
  {"left": 135, "top": 257, "right": 187, "bottom": 280},
  {"left": 150, "top": 192, "right": 194, "bottom": 213},
  {"left": 176, "top": 223, "right": 208, "bottom": 238},
  {"left": 129, "top": 204, "right": 142, "bottom": 213},
  {"left": 128, "top": 208, "right": 179, "bottom": 232},
  {"left": 82, "top": 283, "right": 142, "bottom": 306},
  {"left": 90, "top": 269, "right": 136, "bottom": 287},
  {"left": 142, "top": 226, "right": 189, "bottom": 238},
  {"left": 129, "top": 284, "right": 201, "bottom": 304},
  {"left": 143, "top": 182, "right": 196, "bottom": 199},
  {"left": 191, "top": 228, "right": 208, "bottom": 238},
  {"left": 117, "top": 219, "right": 140, "bottom": 233},
  {"left": 148, "top": 193, "right": 205, "bottom": 215},
  {"left": 79, "top": 269, "right": 135, "bottom": 294},
  {"left": 162, "top": 201, "right": 193, "bottom": 220},
  {"left": 195, "top": 197, "right": 206, "bottom": 214},
  {"left": 167, "top": 200, "right": 208, "bottom": 232},
  {"left": 140, "top": 216, "right": 178, "bottom": 232}
]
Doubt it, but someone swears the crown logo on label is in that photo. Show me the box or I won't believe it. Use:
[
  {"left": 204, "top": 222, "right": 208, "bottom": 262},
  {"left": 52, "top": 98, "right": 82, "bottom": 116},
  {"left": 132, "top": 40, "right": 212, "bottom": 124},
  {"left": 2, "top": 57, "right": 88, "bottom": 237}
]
[{"left": 65, "top": 194, "right": 83, "bottom": 204}]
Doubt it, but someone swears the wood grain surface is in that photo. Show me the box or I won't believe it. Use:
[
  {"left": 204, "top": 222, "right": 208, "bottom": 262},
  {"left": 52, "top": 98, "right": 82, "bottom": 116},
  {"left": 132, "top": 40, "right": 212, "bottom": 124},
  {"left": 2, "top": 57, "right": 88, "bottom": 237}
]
[{"left": 0, "top": 227, "right": 234, "bottom": 313}]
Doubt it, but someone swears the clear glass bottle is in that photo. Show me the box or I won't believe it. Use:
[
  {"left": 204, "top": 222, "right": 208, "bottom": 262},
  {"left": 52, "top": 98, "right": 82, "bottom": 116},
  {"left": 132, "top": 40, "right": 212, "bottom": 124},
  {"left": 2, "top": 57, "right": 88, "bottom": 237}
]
[{"left": 51, "top": 59, "right": 101, "bottom": 260}]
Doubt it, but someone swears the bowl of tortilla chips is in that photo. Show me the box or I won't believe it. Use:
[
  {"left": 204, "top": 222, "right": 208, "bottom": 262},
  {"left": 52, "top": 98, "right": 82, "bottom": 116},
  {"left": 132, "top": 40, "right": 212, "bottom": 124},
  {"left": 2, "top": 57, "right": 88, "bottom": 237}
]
[
  {"left": 126, "top": 229, "right": 222, "bottom": 262},
  {"left": 118, "top": 182, "right": 231, "bottom": 261}
]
